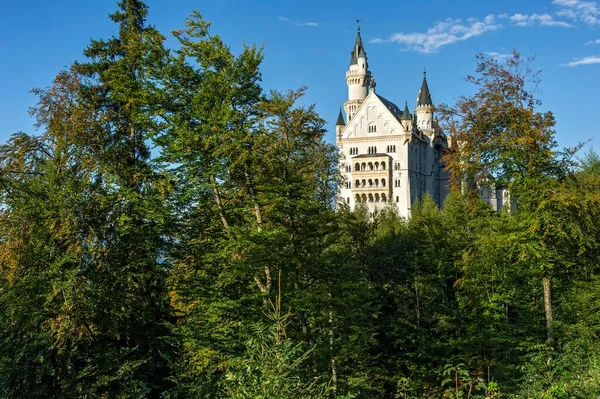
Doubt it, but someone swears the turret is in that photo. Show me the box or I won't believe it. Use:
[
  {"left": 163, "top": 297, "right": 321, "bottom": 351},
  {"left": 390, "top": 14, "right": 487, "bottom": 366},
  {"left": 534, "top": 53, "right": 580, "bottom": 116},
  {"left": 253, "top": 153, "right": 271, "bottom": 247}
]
[
  {"left": 335, "top": 108, "right": 346, "bottom": 143},
  {"left": 401, "top": 101, "right": 412, "bottom": 131},
  {"left": 416, "top": 68, "right": 434, "bottom": 136},
  {"left": 344, "top": 26, "right": 372, "bottom": 121}
]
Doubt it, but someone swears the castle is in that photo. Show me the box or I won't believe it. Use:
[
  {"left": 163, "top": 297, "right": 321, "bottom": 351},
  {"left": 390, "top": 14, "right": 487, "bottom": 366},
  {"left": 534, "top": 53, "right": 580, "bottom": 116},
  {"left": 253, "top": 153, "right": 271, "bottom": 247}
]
[{"left": 336, "top": 27, "right": 450, "bottom": 219}]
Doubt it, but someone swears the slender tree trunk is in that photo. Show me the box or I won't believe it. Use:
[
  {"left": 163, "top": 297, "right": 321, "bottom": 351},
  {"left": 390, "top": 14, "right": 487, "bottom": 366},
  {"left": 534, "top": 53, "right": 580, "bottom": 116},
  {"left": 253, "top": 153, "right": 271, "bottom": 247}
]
[
  {"left": 244, "top": 169, "right": 263, "bottom": 232},
  {"left": 329, "top": 306, "right": 337, "bottom": 397},
  {"left": 543, "top": 274, "right": 553, "bottom": 344},
  {"left": 209, "top": 174, "right": 230, "bottom": 230},
  {"left": 293, "top": 270, "right": 309, "bottom": 335},
  {"left": 243, "top": 167, "right": 271, "bottom": 298}
]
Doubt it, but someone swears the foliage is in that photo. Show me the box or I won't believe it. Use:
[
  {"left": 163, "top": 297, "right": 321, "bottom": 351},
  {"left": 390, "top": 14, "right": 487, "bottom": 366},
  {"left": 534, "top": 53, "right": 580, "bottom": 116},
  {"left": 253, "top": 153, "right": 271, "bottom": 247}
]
[{"left": 2, "top": 6, "right": 600, "bottom": 399}]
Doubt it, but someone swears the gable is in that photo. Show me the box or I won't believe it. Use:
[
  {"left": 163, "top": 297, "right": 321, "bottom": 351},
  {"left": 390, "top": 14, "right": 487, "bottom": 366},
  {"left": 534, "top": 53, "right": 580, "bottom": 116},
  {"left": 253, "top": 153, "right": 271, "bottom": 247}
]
[{"left": 341, "top": 93, "right": 405, "bottom": 139}]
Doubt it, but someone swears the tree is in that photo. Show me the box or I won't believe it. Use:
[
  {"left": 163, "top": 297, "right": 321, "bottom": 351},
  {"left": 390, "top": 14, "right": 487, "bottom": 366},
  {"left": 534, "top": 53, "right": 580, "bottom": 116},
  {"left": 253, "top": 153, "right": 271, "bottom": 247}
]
[{"left": 0, "top": 1, "right": 175, "bottom": 396}]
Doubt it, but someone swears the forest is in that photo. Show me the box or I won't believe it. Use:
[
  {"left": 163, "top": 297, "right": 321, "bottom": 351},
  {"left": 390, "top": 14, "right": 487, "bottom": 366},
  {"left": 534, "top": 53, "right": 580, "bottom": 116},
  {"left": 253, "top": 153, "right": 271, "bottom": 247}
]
[{"left": 1, "top": 1, "right": 600, "bottom": 398}]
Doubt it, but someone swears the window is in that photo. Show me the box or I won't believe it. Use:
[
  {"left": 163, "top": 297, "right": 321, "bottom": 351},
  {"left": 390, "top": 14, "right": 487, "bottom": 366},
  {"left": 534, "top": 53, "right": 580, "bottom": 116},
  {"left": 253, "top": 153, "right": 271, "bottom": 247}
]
[
  {"left": 386, "top": 145, "right": 396, "bottom": 153},
  {"left": 394, "top": 162, "right": 400, "bottom": 171},
  {"left": 381, "top": 162, "right": 386, "bottom": 170},
  {"left": 368, "top": 124, "right": 377, "bottom": 133},
  {"left": 347, "top": 197, "right": 350, "bottom": 204},
  {"left": 396, "top": 196, "right": 399, "bottom": 203},
  {"left": 381, "top": 179, "right": 386, "bottom": 187}
]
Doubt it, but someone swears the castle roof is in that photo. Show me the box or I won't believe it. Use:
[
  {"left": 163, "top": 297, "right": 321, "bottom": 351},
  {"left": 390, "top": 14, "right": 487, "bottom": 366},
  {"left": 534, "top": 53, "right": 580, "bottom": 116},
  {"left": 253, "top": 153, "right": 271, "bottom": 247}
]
[
  {"left": 349, "top": 27, "right": 366, "bottom": 66},
  {"left": 418, "top": 69, "right": 433, "bottom": 106},
  {"left": 375, "top": 93, "right": 403, "bottom": 122},
  {"left": 401, "top": 102, "right": 411, "bottom": 120},
  {"left": 336, "top": 108, "right": 346, "bottom": 126}
]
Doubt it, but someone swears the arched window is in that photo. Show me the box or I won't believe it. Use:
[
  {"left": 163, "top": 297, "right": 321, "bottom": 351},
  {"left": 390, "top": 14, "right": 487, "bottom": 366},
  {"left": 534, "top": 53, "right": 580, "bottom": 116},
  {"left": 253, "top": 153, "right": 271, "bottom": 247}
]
[
  {"left": 368, "top": 179, "right": 373, "bottom": 187},
  {"left": 396, "top": 196, "right": 399, "bottom": 203},
  {"left": 375, "top": 193, "right": 380, "bottom": 203},
  {"left": 355, "top": 179, "right": 360, "bottom": 187},
  {"left": 374, "top": 162, "right": 379, "bottom": 170},
  {"left": 347, "top": 197, "right": 350, "bottom": 204},
  {"left": 368, "top": 194, "right": 374, "bottom": 203},
  {"left": 381, "top": 179, "right": 386, "bottom": 187},
  {"left": 368, "top": 162, "right": 374, "bottom": 171},
  {"left": 381, "top": 162, "right": 386, "bottom": 170},
  {"left": 355, "top": 163, "right": 360, "bottom": 171},
  {"left": 361, "top": 194, "right": 367, "bottom": 203},
  {"left": 394, "top": 162, "right": 400, "bottom": 171},
  {"left": 374, "top": 179, "right": 379, "bottom": 187},
  {"left": 361, "top": 179, "right": 366, "bottom": 187},
  {"left": 382, "top": 194, "right": 386, "bottom": 202},
  {"left": 361, "top": 162, "right": 366, "bottom": 171}
]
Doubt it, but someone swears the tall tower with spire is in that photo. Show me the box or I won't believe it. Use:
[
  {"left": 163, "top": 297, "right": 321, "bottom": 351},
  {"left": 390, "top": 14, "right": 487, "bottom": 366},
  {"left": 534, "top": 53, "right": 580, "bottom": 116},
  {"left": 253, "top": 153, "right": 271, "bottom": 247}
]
[
  {"left": 416, "top": 68, "right": 434, "bottom": 136},
  {"left": 344, "top": 26, "right": 372, "bottom": 121}
]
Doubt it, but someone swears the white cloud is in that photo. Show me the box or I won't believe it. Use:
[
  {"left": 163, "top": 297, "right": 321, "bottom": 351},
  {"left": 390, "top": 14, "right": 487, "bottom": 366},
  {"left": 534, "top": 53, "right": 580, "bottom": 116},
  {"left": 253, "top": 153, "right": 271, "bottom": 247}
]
[
  {"left": 509, "top": 13, "right": 573, "bottom": 27},
  {"left": 563, "top": 55, "right": 600, "bottom": 66},
  {"left": 483, "top": 51, "right": 513, "bottom": 60},
  {"left": 371, "top": 14, "right": 500, "bottom": 54},
  {"left": 585, "top": 38, "right": 600, "bottom": 44},
  {"left": 553, "top": 0, "right": 600, "bottom": 25},
  {"left": 277, "top": 16, "right": 318, "bottom": 28}
]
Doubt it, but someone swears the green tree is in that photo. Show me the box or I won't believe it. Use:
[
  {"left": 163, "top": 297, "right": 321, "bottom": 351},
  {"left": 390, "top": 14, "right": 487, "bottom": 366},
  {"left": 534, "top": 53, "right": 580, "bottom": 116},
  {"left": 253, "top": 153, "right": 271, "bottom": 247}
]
[{"left": 0, "top": 1, "right": 175, "bottom": 396}]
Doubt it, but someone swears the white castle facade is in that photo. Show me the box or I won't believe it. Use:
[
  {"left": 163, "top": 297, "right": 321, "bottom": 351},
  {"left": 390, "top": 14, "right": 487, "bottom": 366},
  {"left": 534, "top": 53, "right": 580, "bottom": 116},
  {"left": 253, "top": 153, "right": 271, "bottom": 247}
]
[{"left": 336, "top": 27, "right": 450, "bottom": 218}]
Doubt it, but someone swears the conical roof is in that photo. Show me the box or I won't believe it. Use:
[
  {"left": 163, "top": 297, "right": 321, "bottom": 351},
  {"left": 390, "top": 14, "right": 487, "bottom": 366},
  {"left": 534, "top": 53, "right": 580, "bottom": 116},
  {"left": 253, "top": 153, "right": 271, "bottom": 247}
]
[
  {"left": 349, "top": 27, "right": 367, "bottom": 65},
  {"left": 418, "top": 68, "right": 433, "bottom": 106},
  {"left": 401, "top": 102, "right": 411, "bottom": 120},
  {"left": 336, "top": 108, "right": 346, "bottom": 126}
]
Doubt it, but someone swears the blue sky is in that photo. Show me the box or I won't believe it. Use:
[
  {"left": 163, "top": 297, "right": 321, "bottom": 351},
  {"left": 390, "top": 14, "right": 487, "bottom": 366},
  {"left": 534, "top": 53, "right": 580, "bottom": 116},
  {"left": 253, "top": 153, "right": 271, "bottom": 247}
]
[{"left": 1, "top": 0, "right": 598, "bottom": 152}]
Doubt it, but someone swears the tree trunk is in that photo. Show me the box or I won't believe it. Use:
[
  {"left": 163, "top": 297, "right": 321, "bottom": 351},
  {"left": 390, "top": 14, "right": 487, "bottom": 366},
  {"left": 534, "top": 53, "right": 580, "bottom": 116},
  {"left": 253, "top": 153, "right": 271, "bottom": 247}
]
[
  {"left": 543, "top": 274, "right": 553, "bottom": 344},
  {"left": 209, "top": 174, "right": 230, "bottom": 230},
  {"left": 329, "top": 307, "right": 337, "bottom": 397},
  {"left": 244, "top": 169, "right": 263, "bottom": 232}
]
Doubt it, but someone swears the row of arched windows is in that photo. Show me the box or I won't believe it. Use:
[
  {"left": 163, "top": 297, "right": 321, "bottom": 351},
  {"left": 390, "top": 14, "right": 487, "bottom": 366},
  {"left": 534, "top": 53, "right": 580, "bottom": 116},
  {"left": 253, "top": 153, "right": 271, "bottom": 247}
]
[
  {"left": 355, "top": 193, "right": 388, "bottom": 203},
  {"left": 354, "top": 178, "right": 386, "bottom": 188},
  {"left": 367, "top": 146, "right": 377, "bottom": 154},
  {"left": 387, "top": 145, "right": 396, "bottom": 153},
  {"left": 349, "top": 147, "right": 359, "bottom": 155},
  {"left": 353, "top": 161, "right": 386, "bottom": 171}
]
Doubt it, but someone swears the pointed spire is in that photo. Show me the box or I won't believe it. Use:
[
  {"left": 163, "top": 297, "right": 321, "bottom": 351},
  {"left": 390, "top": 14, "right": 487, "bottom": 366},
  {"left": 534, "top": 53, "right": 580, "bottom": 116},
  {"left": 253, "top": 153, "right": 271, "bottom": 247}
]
[
  {"left": 401, "top": 101, "right": 411, "bottom": 120},
  {"left": 418, "top": 67, "right": 433, "bottom": 106},
  {"left": 336, "top": 108, "right": 346, "bottom": 126},
  {"left": 349, "top": 24, "right": 366, "bottom": 65}
]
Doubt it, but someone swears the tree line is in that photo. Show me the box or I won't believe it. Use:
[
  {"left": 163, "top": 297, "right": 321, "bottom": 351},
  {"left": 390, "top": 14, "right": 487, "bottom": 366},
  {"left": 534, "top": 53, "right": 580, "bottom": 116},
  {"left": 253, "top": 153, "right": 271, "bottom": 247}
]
[{"left": 1, "top": 1, "right": 600, "bottom": 398}]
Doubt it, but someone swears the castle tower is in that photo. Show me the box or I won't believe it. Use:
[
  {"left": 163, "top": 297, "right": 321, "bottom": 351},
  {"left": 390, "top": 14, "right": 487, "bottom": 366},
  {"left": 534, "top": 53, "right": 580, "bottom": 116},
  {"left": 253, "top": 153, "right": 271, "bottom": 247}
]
[
  {"left": 344, "top": 27, "right": 371, "bottom": 121},
  {"left": 335, "top": 108, "right": 346, "bottom": 144},
  {"left": 416, "top": 68, "right": 434, "bottom": 137}
]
